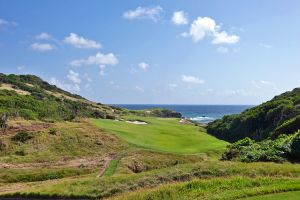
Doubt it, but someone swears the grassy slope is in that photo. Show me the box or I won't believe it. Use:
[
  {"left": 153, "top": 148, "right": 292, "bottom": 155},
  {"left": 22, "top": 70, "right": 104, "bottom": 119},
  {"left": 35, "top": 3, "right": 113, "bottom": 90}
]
[
  {"left": 0, "top": 108, "right": 299, "bottom": 199},
  {"left": 208, "top": 88, "right": 300, "bottom": 142},
  {"left": 111, "top": 177, "right": 300, "bottom": 200},
  {"left": 3, "top": 160, "right": 300, "bottom": 199},
  {"left": 244, "top": 191, "right": 300, "bottom": 200},
  {"left": 92, "top": 117, "right": 228, "bottom": 154},
  {"left": 0, "top": 120, "right": 124, "bottom": 164}
]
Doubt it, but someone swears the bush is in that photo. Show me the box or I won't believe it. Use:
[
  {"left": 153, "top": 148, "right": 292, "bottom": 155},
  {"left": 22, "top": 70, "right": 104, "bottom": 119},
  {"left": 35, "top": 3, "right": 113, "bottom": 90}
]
[
  {"left": 15, "top": 150, "right": 26, "bottom": 156},
  {"left": 222, "top": 135, "right": 291, "bottom": 163},
  {"left": 49, "top": 128, "right": 57, "bottom": 135},
  {"left": 290, "top": 132, "right": 300, "bottom": 160},
  {"left": 11, "top": 131, "right": 33, "bottom": 143}
]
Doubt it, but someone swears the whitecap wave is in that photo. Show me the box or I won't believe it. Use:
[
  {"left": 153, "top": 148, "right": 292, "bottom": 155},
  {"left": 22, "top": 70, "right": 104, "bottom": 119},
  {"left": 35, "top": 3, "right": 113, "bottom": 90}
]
[{"left": 189, "top": 116, "right": 215, "bottom": 123}]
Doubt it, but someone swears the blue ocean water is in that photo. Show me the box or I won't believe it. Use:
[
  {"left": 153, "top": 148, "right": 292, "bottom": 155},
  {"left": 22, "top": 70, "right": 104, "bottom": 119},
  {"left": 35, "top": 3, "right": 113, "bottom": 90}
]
[{"left": 113, "top": 105, "right": 253, "bottom": 123}]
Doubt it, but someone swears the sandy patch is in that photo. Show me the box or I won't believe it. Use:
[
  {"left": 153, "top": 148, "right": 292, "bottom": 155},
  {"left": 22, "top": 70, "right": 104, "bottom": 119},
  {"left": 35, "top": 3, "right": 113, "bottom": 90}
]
[
  {"left": 0, "top": 83, "right": 30, "bottom": 95},
  {"left": 126, "top": 120, "right": 148, "bottom": 125}
]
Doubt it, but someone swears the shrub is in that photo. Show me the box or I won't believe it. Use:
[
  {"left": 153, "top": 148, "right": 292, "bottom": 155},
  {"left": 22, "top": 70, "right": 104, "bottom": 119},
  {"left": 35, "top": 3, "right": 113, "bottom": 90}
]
[
  {"left": 290, "top": 132, "right": 300, "bottom": 160},
  {"left": 49, "top": 128, "right": 57, "bottom": 135},
  {"left": 11, "top": 131, "right": 33, "bottom": 143},
  {"left": 222, "top": 135, "right": 291, "bottom": 163},
  {"left": 15, "top": 149, "right": 26, "bottom": 156}
]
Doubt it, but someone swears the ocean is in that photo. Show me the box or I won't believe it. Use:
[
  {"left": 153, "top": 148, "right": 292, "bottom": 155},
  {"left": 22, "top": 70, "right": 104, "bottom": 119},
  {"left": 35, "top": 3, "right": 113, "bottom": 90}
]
[{"left": 112, "top": 105, "right": 253, "bottom": 124}]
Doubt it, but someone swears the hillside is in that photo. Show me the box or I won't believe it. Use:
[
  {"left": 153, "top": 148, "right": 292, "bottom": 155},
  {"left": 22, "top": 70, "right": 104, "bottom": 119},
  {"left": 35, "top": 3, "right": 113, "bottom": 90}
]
[
  {"left": 207, "top": 88, "right": 300, "bottom": 142},
  {"left": 0, "top": 74, "right": 181, "bottom": 123},
  {"left": 207, "top": 88, "right": 300, "bottom": 163},
  {"left": 0, "top": 73, "right": 120, "bottom": 121}
]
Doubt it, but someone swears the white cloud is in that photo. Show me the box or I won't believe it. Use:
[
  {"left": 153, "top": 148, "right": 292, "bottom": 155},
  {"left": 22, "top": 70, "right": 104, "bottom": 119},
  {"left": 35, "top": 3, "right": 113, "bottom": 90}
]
[
  {"left": 185, "top": 17, "right": 240, "bottom": 44},
  {"left": 70, "top": 52, "right": 118, "bottom": 67},
  {"left": 171, "top": 11, "right": 188, "bottom": 25},
  {"left": 0, "top": 18, "right": 17, "bottom": 29},
  {"left": 182, "top": 75, "right": 204, "bottom": 84},
  {"left": 217, "top": 46, "right": 229, "bottom": 53},
  {"left": 135, "top": 86, "right": 144, "bottom": 92},
  {"left": 64, "top": 33, "right": 101, "bottom": 49},
  {"left": 36, "top": 32, "right": 52, "bottom": 40},
  {"left": 138, "top": 62, "right": 149, "bottom": 70},
  {"left": 49, "top": 77, "right": 80, "bottom": 93},
  {"left": 30, "top": 43, "right": 56, "bottom": 52},
  {"left": 212, "top": 31, "right": 240, "bottom": 44},
  {"left": 123, "top": 6, "right": 163, "bottom": 21},
  {"left": 67, "top": 70, "right": 81, "bottom": 84}
]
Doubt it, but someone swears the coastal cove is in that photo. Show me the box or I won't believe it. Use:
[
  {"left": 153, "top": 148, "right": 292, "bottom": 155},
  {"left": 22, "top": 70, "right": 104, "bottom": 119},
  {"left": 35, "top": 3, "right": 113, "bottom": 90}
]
[{"left": 112, "top": 105, "right": 254, "bottom": 123}]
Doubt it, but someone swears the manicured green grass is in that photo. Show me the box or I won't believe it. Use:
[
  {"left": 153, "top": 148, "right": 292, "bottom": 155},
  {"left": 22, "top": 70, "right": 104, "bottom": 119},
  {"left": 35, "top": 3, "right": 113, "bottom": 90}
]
[
  {"left": 244, "top": 191, "right": 300, "bottom": 200},
  {"left": 92, "top": 117, "right": 228, "bottom": 154}
]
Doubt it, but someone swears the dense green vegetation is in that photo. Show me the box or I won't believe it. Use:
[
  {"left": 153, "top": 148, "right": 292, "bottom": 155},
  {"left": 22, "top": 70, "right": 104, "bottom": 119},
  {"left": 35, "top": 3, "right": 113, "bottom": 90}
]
[
  {"left": 0, "top": 74, "right": 119, "bottom": 121},
  {"left": 221, "top": 131, "right": 300, "bottom": 163},
  {"left": 207, "top": 88, "right": 300, "bottom": 163},
  {"left": 208, "top": 88, "right": 300, "bottom": 142},
  {"left": 93, "top": 116, "right": 227, "bottom": 154}
]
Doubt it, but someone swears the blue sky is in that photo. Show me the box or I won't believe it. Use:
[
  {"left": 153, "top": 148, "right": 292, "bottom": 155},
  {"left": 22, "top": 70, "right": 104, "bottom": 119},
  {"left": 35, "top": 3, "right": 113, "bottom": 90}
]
[{"left": 0, "top": 0, "right": 300, "bottom": 104}]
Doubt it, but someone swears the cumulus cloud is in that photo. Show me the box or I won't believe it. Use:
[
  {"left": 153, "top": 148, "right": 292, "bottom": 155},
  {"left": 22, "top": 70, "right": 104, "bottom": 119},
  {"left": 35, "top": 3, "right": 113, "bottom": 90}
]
[
  {"left": 138, "top": 62, "right": 149, "bottom": 70},
  {"left": 70, "top": 52, "right": 118, "bottom": 67},
  {"left": 30, "top": 43, "right": 56, "bottom": 52},
  {"left": 171, "top": 11, "right": 188, "bottom": 25},
  {"left": 36, "top": 32, "right": 52, "bottom": 40},
  {"left": 184, "top": 17, "right": 240, "bottom": 44},
  {"left": 182, "top": 75, "right": 204, "bottom": 84},
  {"left": 67, "top": 70, "right": 81, "bottom": 84},
  {"left": 64, "top": 33, "right": 101, "bottom": 49},
  {"left": 212, "top": 31, "right": 240, "bottom": 44},
  {"left": 123, "top": 6, "right": 163, "bottom": 21}
]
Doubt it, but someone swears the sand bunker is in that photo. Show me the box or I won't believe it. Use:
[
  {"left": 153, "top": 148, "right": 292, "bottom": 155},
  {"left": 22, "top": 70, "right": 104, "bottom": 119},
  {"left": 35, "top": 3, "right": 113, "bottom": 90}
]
[{"left": 126, "top": 120, "right": 148, "bottom": 125}]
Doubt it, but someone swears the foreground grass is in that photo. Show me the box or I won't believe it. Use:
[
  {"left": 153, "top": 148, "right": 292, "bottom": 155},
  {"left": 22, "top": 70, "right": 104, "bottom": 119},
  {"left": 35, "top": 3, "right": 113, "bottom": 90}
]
[
  {"left": 0, "top": 167, "right": 95, "bottom": 183},
  {"left": 111, "top": 177, "right": 300, "bottom": 200},
  {"left": 92, "top": 117, "right": 227, "bottom": 154},
  {"left": 2, "top": 161, "right": 300, "bottom": 199},
  {"left": 244, "top": 190, "right": 300, "bottom": 200}
]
